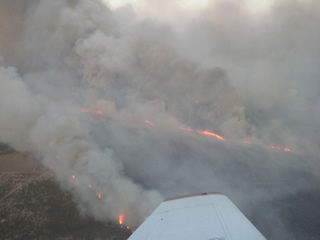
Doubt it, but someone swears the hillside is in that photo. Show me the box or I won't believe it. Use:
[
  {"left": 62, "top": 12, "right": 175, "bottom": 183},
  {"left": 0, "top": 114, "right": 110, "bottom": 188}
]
[{"left": 0, "top": 143, "right": 132, "bottom": 240}]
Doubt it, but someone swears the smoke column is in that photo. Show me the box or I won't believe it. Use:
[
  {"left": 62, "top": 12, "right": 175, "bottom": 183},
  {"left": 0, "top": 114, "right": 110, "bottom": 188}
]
[{"left": 1, "top": 0, "right": 320, "bottom": 238}]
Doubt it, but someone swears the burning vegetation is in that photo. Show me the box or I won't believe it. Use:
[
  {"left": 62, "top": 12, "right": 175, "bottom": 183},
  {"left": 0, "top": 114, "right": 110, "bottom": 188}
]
[{"left": 1, "top": 0, "right": 320, "bottom": 239}]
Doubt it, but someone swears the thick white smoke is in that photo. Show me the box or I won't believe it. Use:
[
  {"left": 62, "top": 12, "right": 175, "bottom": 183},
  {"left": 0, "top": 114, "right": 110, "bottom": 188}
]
[
  {"left": 1, "top": 0, "right": 320, "bottom": 237},
  {"left": 0, "top": 0, "right": 165, "bottom": 226}
]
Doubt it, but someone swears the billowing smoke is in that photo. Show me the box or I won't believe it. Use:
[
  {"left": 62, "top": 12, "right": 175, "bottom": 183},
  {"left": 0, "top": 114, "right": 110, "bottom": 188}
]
[{"left": 1, "top": 0, "right": 320, "bottom": 238}]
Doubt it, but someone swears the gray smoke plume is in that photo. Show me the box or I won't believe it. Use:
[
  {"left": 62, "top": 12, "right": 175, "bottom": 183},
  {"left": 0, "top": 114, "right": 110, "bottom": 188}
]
[{"left": 1, "top": 0, "right": 320, "bottom": 238}]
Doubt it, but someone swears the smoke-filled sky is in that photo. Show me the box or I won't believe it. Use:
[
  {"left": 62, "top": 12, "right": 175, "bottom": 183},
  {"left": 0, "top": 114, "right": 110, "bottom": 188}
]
[
  {"left": 1, "top": 0, "right": 320, "bottom": 238},
  {"left": 106, "top": 0, "right": 275, "bottom": 18}
]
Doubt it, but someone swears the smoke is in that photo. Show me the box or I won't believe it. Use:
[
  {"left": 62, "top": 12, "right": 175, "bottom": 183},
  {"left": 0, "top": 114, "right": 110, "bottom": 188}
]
[{"left": 1, "top": 0, "right": 320, "bottom": 238}]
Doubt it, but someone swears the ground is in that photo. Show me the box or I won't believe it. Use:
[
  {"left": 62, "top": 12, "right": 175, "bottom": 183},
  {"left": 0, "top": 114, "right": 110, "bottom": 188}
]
[
  {"left": 1, "top": 142, "right": 320, "bottom": 239},
  {"left": 0, "top": 143, "right": 132, "bottom": 240}
]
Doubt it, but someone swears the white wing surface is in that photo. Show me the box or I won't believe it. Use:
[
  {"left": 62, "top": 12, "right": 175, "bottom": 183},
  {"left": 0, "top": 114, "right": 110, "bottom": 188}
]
[{"left": 128, "top": 192, "right": 266, "bottom": 240}]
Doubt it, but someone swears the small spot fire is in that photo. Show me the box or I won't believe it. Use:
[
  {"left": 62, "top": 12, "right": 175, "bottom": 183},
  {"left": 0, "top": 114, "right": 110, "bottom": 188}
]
[
  {"left": 70, "top": 173, "right": 132, "bottom": 230},
  {"left": 119, "top": 214, "right": 124, "bottom": 225}
]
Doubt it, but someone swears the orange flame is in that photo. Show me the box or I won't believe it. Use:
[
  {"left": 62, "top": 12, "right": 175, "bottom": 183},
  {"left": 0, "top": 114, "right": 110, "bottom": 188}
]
[
  {"left": 178, "top": 126, "right": 193, "bottom": 132},
  {"left": 81, "top": 108, "right": 103, "bottom": 115},
  {"left": 119, "top": 214, "right": 124, "bottom": 225},
  {"left": 270, "top": 146, "right": 292, "bottom": 152},
  {"left": 98, "top": 193, "right": 101, "bottom": 199},
  {"left": 179, "top": 126, "right": 224, "bottom": 141},
  {"left": 88, "top": 184, "right": 92, "bottom": 188},
  {"left": 81, "top": 108, "right": 90, "bottom": 112},
  {"left": 144, "top": 120, "right": 154, "bottom": 126},
  {"left": 81, "top": 108, "right": 294, "bottom": 154},
  {"left": 72, "top": 175, "right": 75, "bottom": 179},
  {"left": 198, "top": 130, "right": 225, "bottom": 141},
  {"left": 95, "top": 110, "right": 103, "bottom": 115}
]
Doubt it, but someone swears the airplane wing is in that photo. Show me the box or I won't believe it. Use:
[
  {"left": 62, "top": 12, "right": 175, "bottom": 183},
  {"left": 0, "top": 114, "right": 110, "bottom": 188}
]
[{"left": 128, "top": 192, "right": 266, "bottom": 240}]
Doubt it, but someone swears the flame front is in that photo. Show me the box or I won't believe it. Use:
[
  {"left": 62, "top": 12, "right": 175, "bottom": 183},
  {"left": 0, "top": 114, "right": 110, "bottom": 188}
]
[
  {"left": 198, "top": 130, "right": 225, "bottom": 141},
  {"left": 119, "top": 214, "right": 124, "bottom": 225},
  {"left": 95, "top": 110, "right": 103, "bottom": 115},
  {"left": 270, "top": 146, "right": 292, "bottom": 152},
  {"left": 81, "top": 108, "right": 90, "bottom": 112},
  {"left": 144, "top": 120, "right": 155, "bottom": 126},
  {"left": 81, "top": 108, "right": 103, "bottom": 115},
  {"left": 179, "top": 126, "right": 224, "bottom": 141},
  {"left": 81, "top": 108, "right": 294, "bottom": 153}
]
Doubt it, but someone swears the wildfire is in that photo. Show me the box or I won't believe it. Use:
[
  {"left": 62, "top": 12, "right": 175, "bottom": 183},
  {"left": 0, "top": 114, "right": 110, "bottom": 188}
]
[
  {"left": 81, "top": 108, "right": 90, "bottom": 112},
  {"left": 119, "top": 214, "right": 124, "bottom": 225},
  {"left": 71, "top": 173, "right": 103, "bottom": 200},
  {"left": 198, "top": 130, "right": 225, "bottom": 141},
  {"left": 144, "top": 120, "right": 155, "bottom": 126},
  {"left": 178, "top": 126, "right": 193, "bottom": 132},
  {"left": 270, "top": 146, "right": 291, "bottom": 152},
  {"left": 72, "top": 107, "right": 297, "bottom": 237},
  {"left": 95, "top": 110, "right": 103, "bottom": 115},
  {"left": 179, "top": 126, "right": 225, "bottom": 141},
  {"left": 81, "top": 108, "right": 104, "bottom": 116},
  {"left": 80, "top": 108, "right": 294, "bottom": 154}
]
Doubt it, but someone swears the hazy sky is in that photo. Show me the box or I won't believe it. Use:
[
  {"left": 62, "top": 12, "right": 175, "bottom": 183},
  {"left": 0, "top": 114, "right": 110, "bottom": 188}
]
[{"left": 105, "top": 0, "right": 274, "bottom": 12}]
